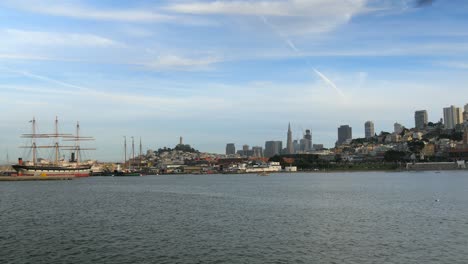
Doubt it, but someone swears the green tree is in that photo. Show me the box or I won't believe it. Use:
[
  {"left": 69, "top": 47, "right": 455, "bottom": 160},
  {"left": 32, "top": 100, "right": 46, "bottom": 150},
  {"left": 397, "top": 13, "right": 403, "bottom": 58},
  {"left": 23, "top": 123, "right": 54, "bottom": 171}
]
[
  {"left": 407, "top": 140, "right": 425, "bottom": 153},
  {"left": 384, "top": 150, "right": 407, "bottom": 162}
]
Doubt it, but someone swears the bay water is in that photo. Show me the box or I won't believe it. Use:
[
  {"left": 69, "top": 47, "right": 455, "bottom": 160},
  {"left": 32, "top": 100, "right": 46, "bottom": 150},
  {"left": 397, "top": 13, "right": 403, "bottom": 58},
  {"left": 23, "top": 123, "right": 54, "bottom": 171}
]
[{"left": 1, "top": 172, "right": 467, "bottom": 263}]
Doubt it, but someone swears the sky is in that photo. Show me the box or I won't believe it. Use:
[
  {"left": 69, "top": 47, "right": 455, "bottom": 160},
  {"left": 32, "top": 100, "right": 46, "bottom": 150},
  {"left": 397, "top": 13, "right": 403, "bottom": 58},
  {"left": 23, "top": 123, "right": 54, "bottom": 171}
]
[{"left": 1, "top": 0, "right": 468, "bottom": 162}]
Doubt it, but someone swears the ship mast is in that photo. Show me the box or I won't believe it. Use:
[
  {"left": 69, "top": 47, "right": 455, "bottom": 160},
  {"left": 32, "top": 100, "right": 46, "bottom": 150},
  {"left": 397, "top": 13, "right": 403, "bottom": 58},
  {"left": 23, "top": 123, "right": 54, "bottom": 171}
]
[
  {"left": 123, "top": 136, "right": 127, "bottom": 169},
  {"left": 32, "top": 117, "right": 37, "bottom": 166},
  {"left": 131, "top": 136, "right": 135, "bottom": 170},
  {"left": 76, "top": 122, "right": 80, "bottom": 164},
  {"left": 139, "top": 137, "right": 142, "bottom": 170},
  {"left": 21, "top": 117, "right": 64, "bottom": 165},
  {"left": 54, "top": 116, "right": 59, "bottom": 165},
  {"left": 62, "top": 121, "right": 95, "bottom": 163},
  {"left": 21, "top": 118, "right": 93, "bottom": 165}
]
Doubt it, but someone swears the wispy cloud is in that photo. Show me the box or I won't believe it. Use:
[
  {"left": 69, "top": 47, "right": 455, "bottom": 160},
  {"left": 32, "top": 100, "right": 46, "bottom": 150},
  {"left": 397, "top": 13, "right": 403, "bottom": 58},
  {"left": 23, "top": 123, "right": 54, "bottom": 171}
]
[
  {"left": 168, "top": 0, "right": 290, "bottom": 16},
  {"left": 167, "top": 0, "right": 369, "bottom": 35},
  {"left": 5, "top": 0, "right": 174, "bottom": 23},
  {"left": 120, "top": 26, "right": 155, "bottom": 38},
  {"left": 2, "top": 29, "right": 119, "bottom": 47},
  {"left": 0, "top": 53, "right": 54, "bottom": 61},
  {"left": 2, "top": 68, "right": 90, "bottom": 91},
  {"left": 0, "top": 68, "right": 226, "bottom": 113},
  {"left": 437, "top": 61, "right": 468, "bottom": 69},
  {"left": 141, "top": 55, "right": 222, "bottom": 71},
  {"left": 168, "top": 0, "right": 367, "bottom": 17}
]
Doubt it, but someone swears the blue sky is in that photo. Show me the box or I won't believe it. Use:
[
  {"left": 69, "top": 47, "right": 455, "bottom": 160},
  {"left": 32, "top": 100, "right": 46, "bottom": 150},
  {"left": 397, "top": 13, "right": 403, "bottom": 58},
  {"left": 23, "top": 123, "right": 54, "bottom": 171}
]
[{"left": 1, "top": 0, "right": 468, "bottom": 162}]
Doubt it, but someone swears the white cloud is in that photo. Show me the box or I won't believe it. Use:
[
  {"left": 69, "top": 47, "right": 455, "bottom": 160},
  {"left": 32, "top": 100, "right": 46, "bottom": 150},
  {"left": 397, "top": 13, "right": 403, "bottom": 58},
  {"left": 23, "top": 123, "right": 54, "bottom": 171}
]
[
  {"left": 6, "top": 0, "right": 173, "bottom": 23},
  {"left": 2, "top": 29, "right": 119, "bottom": 47},
  {"left": 142, "top": 55, "right": 222, "bottom": 71},
  {"left": 0, "top": 70, "right": 226, "bottom": 114},
  {"left": 168, "top": 0, "right": 366, "bottom": 16},
  {"left": 437, "top": 61, "right": 468, "bottom": 69},
  {"left": 220, "top": 41, "right": 468, "bottom": 62},
  {"left": 168, "top": 0, "right": 289, "bottom": 16},
  {"left": 0, "top": 53, "right": 54, "bottom": 61},
  {"left": 120, "top": 26, "right": 155, "bottom": 38},
  {"left": 167, "top": 0, "right": 369, "bottom": 35}
]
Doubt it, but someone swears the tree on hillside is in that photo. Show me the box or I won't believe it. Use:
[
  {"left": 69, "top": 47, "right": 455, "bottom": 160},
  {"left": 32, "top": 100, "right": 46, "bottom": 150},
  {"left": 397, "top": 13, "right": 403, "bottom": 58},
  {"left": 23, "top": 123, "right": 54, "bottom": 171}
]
[
  {"left": 407, "top": 140, "right": 425, "bottom": 153},
  {"left": 175, "top": 144, "right": 198, "bottom": 153},
  {"left": 439, "top": 131, "right": 463, "bottom": 141},
  {"left": 384, "top": 150, "right": 407, "bottom": 162},
  {"left": 400, "top": 128, "right": 409, "bottom": 136}
]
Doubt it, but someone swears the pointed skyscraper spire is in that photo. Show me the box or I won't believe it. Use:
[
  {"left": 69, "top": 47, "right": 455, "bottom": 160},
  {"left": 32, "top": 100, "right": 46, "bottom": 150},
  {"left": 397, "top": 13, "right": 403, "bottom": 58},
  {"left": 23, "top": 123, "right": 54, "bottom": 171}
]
[{"left": 287, "top": 122, "right": 294, "bottom": 154}]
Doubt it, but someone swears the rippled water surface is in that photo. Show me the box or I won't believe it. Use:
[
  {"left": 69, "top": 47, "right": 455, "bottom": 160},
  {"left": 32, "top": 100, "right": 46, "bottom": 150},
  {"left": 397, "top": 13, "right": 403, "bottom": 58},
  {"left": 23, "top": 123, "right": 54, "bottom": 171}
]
[{"left": 1, "top": 172, "right": 468, "bottom": 263}]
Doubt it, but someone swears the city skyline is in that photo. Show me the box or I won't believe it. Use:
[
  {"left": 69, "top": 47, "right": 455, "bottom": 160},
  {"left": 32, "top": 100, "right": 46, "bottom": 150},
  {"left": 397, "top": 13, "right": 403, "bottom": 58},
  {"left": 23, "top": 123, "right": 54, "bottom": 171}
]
[
  {"left": 1, "top": 0, "right": 468, "bottom": 161},
  {"left": 232, "top": 100, "right": 468, "bottom": 159},
  {"left": 2, "top": 103, "right": 467, "bottom": 163}
]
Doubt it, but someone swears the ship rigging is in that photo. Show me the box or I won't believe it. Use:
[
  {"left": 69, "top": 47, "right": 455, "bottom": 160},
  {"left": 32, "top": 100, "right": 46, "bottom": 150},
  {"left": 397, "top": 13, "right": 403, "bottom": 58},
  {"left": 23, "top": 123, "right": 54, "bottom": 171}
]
[{"left": 13, "top": 117, "right": 95, "bottom": 177}]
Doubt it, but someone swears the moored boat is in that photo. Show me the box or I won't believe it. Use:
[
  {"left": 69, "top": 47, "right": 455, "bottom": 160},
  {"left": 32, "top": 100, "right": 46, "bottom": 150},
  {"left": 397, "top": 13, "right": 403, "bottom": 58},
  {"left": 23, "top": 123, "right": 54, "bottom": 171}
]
[
  {"left": 112, "top": 170, "right": 143, "bottom": 177},
  {"left": 12, "top": 117, "right": 95, "bottom": 177},
  {"left": 12, "top": 163, "right": 92, "bottom": 177},
  {"left": 117, "top": 136, "right": 144, "bottom": 176}
]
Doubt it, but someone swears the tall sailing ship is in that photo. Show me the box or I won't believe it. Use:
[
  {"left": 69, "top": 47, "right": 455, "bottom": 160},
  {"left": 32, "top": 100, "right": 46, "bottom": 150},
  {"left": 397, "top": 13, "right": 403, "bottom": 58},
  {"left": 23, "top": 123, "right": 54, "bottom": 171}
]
[
  {"left": 12, "top": 117, "right": 95, "bottom": 177},
  {"left": 113, "top": 136, "right": 144, "bottom": 176}
]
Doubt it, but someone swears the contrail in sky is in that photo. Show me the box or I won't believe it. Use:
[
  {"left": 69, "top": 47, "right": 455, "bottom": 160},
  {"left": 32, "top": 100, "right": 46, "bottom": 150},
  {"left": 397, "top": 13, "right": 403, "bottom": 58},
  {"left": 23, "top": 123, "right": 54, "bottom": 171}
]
[
  {"left": 18, "top": 70, "right": 89, "bottom": 92},
  {"left": 0, "top": 67, "right": 179, "bottom": 110},
  {"left": 259, "top": 15, "right": 346, "bottom": 98},
  {"left": 0, "top": 67, "right": 89, "bottom": 92},
  {"left": 259, "top": 15, "right": 300, "bottom": 53},
  {"left": 313, "top": 69, "right": 345, "bottom": 98}
]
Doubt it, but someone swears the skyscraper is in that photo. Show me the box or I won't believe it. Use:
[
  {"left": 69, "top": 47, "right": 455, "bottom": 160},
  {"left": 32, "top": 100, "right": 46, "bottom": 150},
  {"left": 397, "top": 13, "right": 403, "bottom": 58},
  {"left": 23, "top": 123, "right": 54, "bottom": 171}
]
[
  {"left": 264, "top": 141, "right": 282, "bottom": 158},
  {"left": 414, "top": 110, "right": 428, "bottom": 130},
  {"left": 300, "top": 129, "right": 312, "bottom": 151},
  {"left": 252, "top": 146, "right": 263, "bottom": 157},
  {"left": 293, "top": 140, "right": 300, "bottom": 153},
  {"left": 337, "top": 125, "right": 352, "bottom": 145},
  {"left": 313, "top": 144, "right": 324, "bottom": 150},
  {"left": 286, "top": 123, "right": 294, "bottom": 154},
  {"left": 394, "top": 122, "right": 403, "bottom": 134},
  {"left": 443, "top": 105, "right": 463, "bottom": 129},
  {"left": 464, "top": 103, "right": 468, "bottom": 122},
  {"left": 365, "top": 121, "right": 374, "bottom": 139},
  {"left": 243, "top": 144, "right": 249, "bottom": 152},
  {"left": 226, "top": 143, "right": 236, "bottom": 155},
  {"left": 304, "top": 129, "right": 312, "bottom": 142}
]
